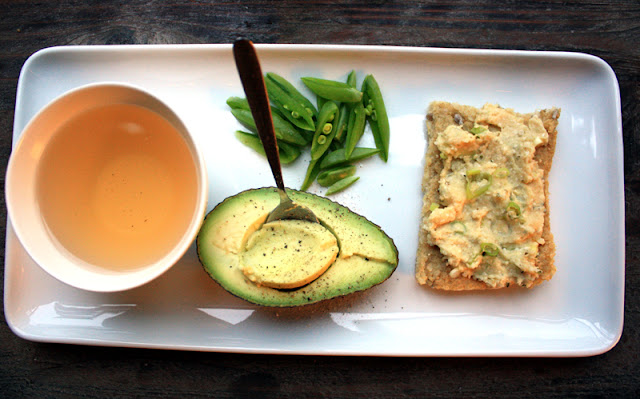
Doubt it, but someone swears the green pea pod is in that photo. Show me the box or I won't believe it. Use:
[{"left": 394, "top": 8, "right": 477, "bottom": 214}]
[
  {"left": 325, "top": 176, "right": 360, "bottom": 196},
  {"left": 229, "top": 97, "right": 286, "bottom": 129},
  {"left": 334, "top": 103, "right": 349, "bottom": 142},
  {"left": 330, "top": 139, "right": 342, "bottom": 151},
  {"left": 234, "top": 131, "right": 301, "bottom": 164},
  {"left": 226, "top": 96, "right": 251, "bottom": 111},
  {"left": 269, "top": 102, "right": 288, "bottom": 121},
  {"left": 368, "top": 117, "right": 385, "bottom": 160},
  {"left": 301, "top": 77, "right": 363, "bottom": 103},
  {"left": 267, "top": 103, "right": 312, "bottom": 142},
  {"left": 273, "top": 115, "right": 310, "bottom": 146},
  {"left": 300, "top": 155, "right": 325, "bottom": 191},
  {"left": 275, "top": 141, "right": 302, "bottom": 164},
  {"left": 230, "top": 108, "right": 308, "bottom": 146},
  {"left": 345, "top": 101, "right": 366, "bottom": 159},
  {"left": 278, "top": 113, "right": 311, "bottom": 145},
  {"left": 317, "top": 165, "right": 356, "bottom": 187},
  {"left": 362, "top": 74, "right": 390, "bottom": 162},
  {"left": 346, "top": 70, "right": 357, "bottom": 88},
  {"left": 230, "top": 108, "right": 257, "bottom": 131},
  {"left": 234, "top": 130, "right": 262, "bottom": 153},
  {"left": 317, "top": 96, "right": 327, "bottom": 114},
  {"left": 319, "top": 147, "right": 380, "bottom": 170},
  {"left": 310, "top": 101, "right": 339, "bottom": 161},
  {"left": 265, "top": 72, "right": 318, "bottom": 118},
  {"left": 298, "top": 127, "right": 314, "bottom": 144},
  {"left": 228, "top": 95, "right": 305, "bottom": 139},
  {"left": 265, "top": 78, "right": 315, "bottom": 131},
  {"left": 334, "top": 71, "right": 357, "bottom": 144}
]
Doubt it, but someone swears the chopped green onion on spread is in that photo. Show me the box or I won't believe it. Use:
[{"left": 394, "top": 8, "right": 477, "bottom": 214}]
[
  {"left": 493, "top": 167, "right": 510, "bottom": 178},
  {"left": 466, "top": 169, "right": 493, "bottom": 200},
  {"left": 468, "top": 252, "right": 480, "bottom": 265},
  {"left": 440, "top": 152, "right": 447, "bottom": 160},
  {"left": 468, "top": 241, "right": 500, "bottom": 266},
  {"left": 506, "top": 201, "right": 521, "bottom": 218},
  {"left": 469, "top": 126, "right": 486, "bottom": 135},
  {"left": 467, "top": 168, "right": 481, "bottom": 175},
  {"left": 480, "top": 243, "right": 500, "bottom": 257},
  {"left": 429, "top": 203, "right": 439, "bottom": 211},
  {"left": 451, "top": 221, "right": 467, "bottom": 234}
]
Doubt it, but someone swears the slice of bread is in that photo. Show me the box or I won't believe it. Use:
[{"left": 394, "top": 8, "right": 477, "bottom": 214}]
[{"left": 416, "top": 101, "right": 560, "bottom": 290}]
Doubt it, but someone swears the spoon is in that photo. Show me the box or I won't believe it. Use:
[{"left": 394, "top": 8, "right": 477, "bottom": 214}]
[{"left": 232, "top": 39, "right": 319, "bottom": 224}]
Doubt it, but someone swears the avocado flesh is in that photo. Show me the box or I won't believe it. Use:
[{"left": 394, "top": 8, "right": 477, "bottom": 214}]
[
  {"left": 197, "top": 187, "right": 399, "bottom": 307},
  {"left": 241, "top": 219, "right": 339, "bottom": 289}
]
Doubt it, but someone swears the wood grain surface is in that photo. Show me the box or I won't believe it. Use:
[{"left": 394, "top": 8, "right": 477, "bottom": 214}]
[{"left": 1, "top": 1, "right": 639, "bottom": 397}]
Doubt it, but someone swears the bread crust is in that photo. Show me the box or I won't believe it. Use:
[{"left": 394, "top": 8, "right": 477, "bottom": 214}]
[{"left": 416, "top": 102, "right": 559, "bottom": 290}]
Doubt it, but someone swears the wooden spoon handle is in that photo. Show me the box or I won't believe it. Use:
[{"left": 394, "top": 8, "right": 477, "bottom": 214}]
[{"left": 232, "top": 39, "right": 285, "bottom": 191}]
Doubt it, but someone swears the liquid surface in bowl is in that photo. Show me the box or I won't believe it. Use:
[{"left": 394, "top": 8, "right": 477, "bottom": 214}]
[{"left": 37, "top": 103, "right": 198, "bottom": 271}]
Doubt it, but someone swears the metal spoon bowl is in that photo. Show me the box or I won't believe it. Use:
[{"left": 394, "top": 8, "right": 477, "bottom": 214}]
[{"left": 232, "top": 39, "right": 319, "bottom": 224}]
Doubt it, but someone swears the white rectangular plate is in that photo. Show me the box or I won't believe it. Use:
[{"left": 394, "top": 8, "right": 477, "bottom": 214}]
[{"left": 4, "top": 44, "right": 624, "bottom": 356}]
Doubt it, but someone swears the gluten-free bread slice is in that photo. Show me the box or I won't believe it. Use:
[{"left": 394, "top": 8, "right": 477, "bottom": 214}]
[{"left": 416, "top": 101, "right": 559, "bottom": 290}]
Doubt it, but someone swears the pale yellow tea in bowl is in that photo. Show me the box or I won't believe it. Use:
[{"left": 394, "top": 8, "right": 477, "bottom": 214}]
[{"left": 6, "top": 83, "right": 207, "bottom": 292}]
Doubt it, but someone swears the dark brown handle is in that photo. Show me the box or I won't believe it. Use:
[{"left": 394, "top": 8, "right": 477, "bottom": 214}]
[{"left": 232, "top": 39, "right": 285, "bottom": 191}]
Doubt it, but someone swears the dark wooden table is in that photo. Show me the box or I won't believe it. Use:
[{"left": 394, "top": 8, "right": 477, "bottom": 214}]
[{"left": 1, "top": 1, "right": 639, "bottom": 397}]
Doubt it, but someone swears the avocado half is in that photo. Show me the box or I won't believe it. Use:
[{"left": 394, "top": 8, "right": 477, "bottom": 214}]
[{"left": 196, "top": 187, "right": 399, "bottom": 307}]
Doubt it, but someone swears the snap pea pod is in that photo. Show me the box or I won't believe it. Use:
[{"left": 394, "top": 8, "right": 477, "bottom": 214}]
[
  {"left": 317, "top": 95, "right": 328, "bottom": 114},
  {"left": 362, "top": 74, "right": 390, "bottom": 162},
  {"left": 344, "top": 100, "right": 366, "bottom": 159},
  {"left": 319, "top": 147, "right": 380, "bottom": 170},
  {"left": 310, "top": 101, "right": 339, "bottom": 161},
  {"left": 329, "top": 138, "right": 343, "bottom": 152},
  {"left": 226, "top": 96, "right": 251, "bottom": 111},
  {"left": 330, "top": 71, "right": 355, "bottom": 143},
  {"left": 268, "top": 103, "right": 314, "bottom": 143},
  {"left": 229, "top": 108, "right": 257, "bottom": 131},
  {"left": 325, "top": 176, "right": 360, "bottom": 195},
  {"left": 317, "top": 165, "right": 356, "bottom": 187},
  {"left": 300, "top": 155, "right": 325, "bottom": 191},
  {"left": 333, "top": 103, "right": 349, "bottom": 142},
  {"left": 234, "top": 131, "right": 301, "bottom": 164},
  {"left": 230, "top": 108, "right": 308, "bottom": 146},
  {"left": 269, "top": 102, "right": 290, "bottom": 128},
  {"left": 301, "top": 77, "right": 363, "bottom": 103},
  {"left": 265, "top": 78, "right": 315, "bottom": 131},
  {"left": 346, "top": 70, "right": 357, "bottom": 88},
  {"left": 331, "top": 70, "right": 357, "bottom": 145},
  {"left": 274, "top": 142, "right": 302, "bottom": 164},
  {"left": 265, "top": 72, "right": 318, "bottom": 118}
]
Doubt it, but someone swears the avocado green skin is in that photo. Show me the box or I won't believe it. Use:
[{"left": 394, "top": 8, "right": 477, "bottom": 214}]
[{"left": 196, "top": 187, "right": 399, "bottom": 307}]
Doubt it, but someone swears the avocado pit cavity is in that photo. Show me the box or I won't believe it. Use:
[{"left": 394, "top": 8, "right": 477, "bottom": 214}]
[{"left": 240, "top": 219, "right": 339, "bottom": 289}]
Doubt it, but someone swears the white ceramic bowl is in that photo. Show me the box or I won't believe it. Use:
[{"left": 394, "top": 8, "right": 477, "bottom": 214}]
[{"left": 5, "top": 83, "right": 208, "bottom": 292}]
